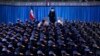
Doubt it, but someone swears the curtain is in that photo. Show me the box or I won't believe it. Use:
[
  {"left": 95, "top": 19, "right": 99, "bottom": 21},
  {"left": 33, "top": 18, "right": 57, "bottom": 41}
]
[{"left": 0, "top": 5, "right": 100, "bottom": 24}]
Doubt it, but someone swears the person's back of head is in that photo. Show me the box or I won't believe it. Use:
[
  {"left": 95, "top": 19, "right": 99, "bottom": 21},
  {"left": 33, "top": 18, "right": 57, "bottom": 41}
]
[{"left": 42, "top": 20, "right": 45, "bottom": 23}]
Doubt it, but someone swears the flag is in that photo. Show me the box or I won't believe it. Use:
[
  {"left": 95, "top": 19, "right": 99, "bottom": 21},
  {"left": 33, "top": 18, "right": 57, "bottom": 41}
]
[{"left": 29, "top": 9, "right": 35, "bottom": 21}]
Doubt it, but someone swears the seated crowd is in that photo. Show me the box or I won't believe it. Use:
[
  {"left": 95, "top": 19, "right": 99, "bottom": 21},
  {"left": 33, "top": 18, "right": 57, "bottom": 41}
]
[{"left": 0, "top": 19, "right": 100, "bottom": 56}]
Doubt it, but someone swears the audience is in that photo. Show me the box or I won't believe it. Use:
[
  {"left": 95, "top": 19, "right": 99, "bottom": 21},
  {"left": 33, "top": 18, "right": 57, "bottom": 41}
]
[{"left": 0, "top": 19, "right": 100, "bottom": 56}]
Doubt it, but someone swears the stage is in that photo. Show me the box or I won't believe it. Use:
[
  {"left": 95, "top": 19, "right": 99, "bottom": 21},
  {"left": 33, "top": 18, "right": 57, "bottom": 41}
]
[{"left": 0, "top": 2, "right": 100, "bottom": 23}]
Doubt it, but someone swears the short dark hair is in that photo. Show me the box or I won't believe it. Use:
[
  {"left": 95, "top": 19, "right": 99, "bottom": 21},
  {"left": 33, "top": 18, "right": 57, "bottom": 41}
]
[{"left": 42, "top": 20, "right": 45, "bottom": 23}]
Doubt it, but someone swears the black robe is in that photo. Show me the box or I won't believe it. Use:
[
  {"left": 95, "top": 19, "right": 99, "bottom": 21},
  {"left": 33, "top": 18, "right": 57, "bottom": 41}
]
[{"left": 49, "top": 10, "right": 56, "bottom": 23}]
